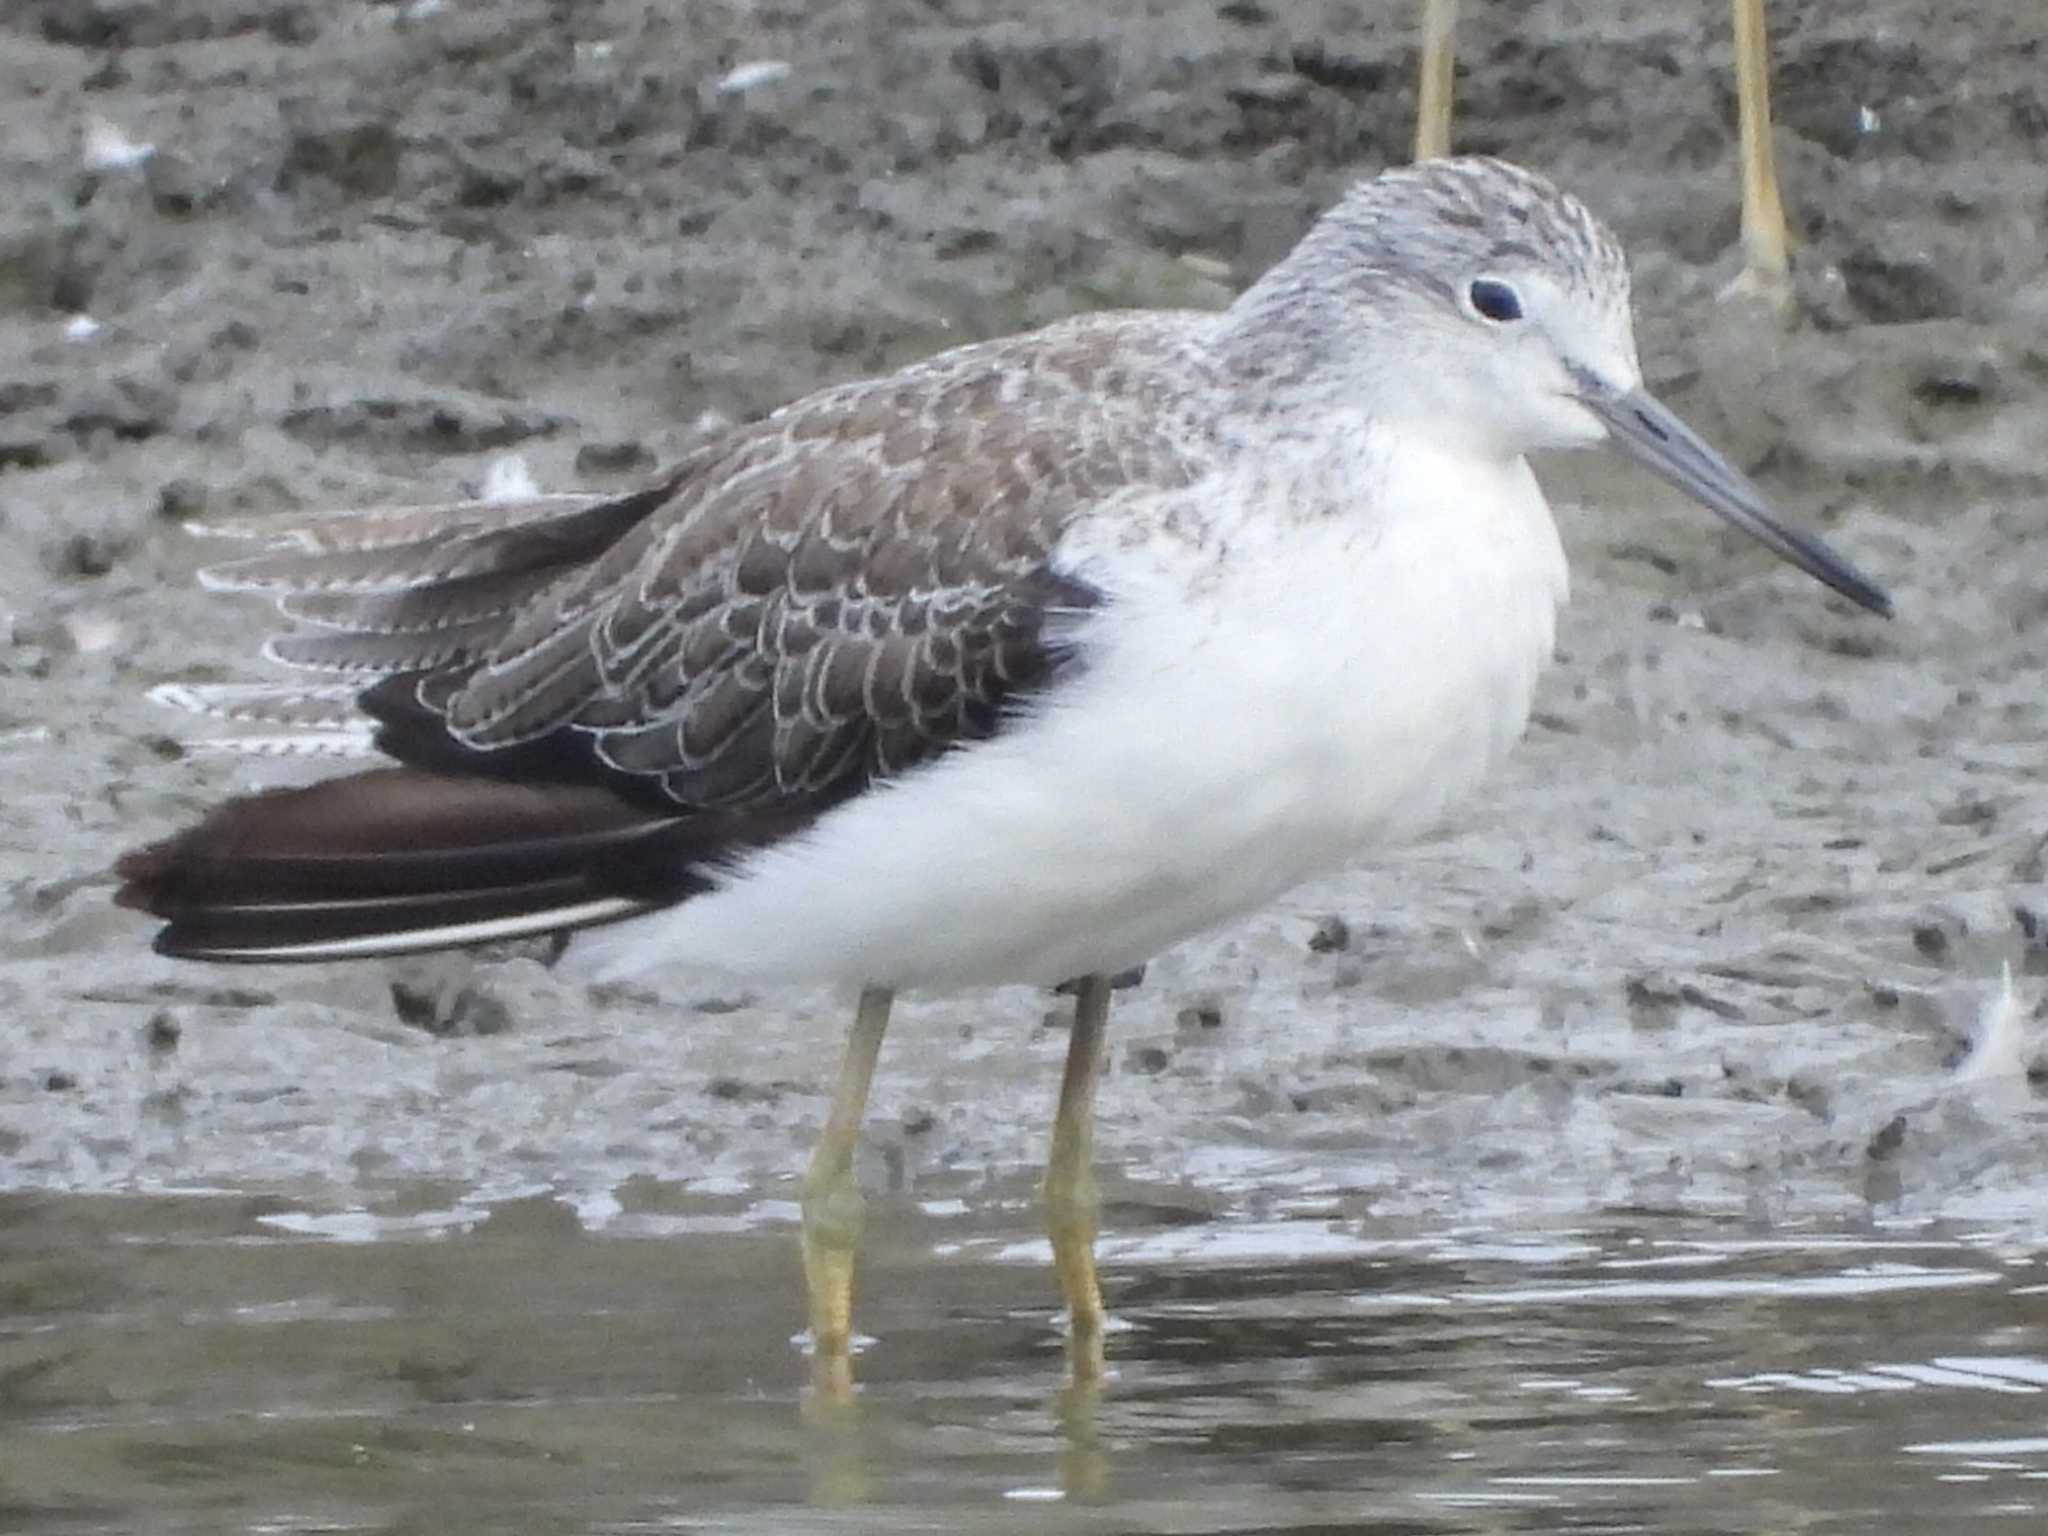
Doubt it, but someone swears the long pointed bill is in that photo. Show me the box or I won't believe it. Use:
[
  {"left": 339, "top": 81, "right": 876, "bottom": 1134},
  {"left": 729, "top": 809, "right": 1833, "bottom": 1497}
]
[{"left": 1579, "top": 381, "right": 1892, "bottom": 618}]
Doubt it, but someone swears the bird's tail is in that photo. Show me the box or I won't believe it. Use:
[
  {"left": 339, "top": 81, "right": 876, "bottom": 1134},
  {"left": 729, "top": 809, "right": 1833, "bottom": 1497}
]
[{"left": 112, "top": 767, "right": 707, "bottom": 962}]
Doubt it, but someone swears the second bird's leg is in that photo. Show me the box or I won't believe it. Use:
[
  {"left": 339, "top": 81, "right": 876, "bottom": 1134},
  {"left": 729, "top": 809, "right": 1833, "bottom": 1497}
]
[
  {"left": 1414, "top": 0, "right": 1459, "bottom": 160},
  {"left": 1728, "top": 0, "right": 1793, "bottom": 305},
  {"left": 801, "top": 984, "right": 893, "bottom": 1392},
  {"left": 1045, "top": 972, "right": 1113, "bottom": 1381}
]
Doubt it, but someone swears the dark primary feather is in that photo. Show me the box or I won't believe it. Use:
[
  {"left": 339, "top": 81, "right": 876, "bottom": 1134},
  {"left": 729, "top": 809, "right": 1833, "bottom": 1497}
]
[
  {"left": 121, "top": 313, "right": 1215, "bottom": 959},
  {"left": 114, "top": 768, "right": 814, "bottom": 959}
]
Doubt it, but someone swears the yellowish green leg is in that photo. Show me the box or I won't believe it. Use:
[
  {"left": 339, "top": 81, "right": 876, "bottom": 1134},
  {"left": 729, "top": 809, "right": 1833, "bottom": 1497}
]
[
  {"left": 1045, "top": 973, "right": 1113, "bottom": 1383},
  {"left": 1727, "top": 0, "right": 1793, "bottom": 306},
  {"left": 801, "top": 984, "right": 893, "bottom": 1397},
  {"left": 1415, "top": 0, "right": 1459, "bottom": 160}
]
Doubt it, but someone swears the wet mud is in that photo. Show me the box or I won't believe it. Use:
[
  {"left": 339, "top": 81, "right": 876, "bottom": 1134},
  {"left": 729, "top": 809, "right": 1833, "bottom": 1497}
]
[{"left": 1, "top": 0, "right": 2044, "bottom": 1271}]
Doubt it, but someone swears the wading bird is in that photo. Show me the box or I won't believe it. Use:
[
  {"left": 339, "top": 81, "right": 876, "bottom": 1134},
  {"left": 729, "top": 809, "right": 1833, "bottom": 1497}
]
[{"left": 119, "top": 156, "right": 1888, "bottom": 1392}]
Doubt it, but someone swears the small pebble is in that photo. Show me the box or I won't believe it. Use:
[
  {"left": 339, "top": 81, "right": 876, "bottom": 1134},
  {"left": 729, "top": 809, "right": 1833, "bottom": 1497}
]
[
  {"left": 1866, "top": 1113, "right": 1908, "bottom": 1161},
  {"left": 144, "top": 150, "right": 202, "bottom": 216},
  {"left": 575, "top": 439, "right": 654, "bottom": 474},
  {"left": 389, "top": 978, "right": 512, "bottom": 1035},
  {"left": 61, "top": 532, "right": 122, "bottom": 576},
  {"left": 1911, "top": 923, "right": 1950, "bottom": 961},
  {"left": 157, "top": 478, "right": 207, "bottom": 520},
  {"left": 707, "top": 1076, "right": 784, "bottom": 1104},
  {"left": 1124, "top": 1044, "right": 1171, "bottom": 1075}
]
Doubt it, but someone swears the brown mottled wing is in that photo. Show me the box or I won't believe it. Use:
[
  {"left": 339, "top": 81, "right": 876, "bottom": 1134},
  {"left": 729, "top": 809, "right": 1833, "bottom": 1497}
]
[
  {"left": 123, "top": 316, "right": 1217, "bottom": 961},
  {"left": 190, "top": 315, "right": 1214, "bottom": 814},
  {"left": 412, "top": 324, "right": 1211, "bottom": 809}
]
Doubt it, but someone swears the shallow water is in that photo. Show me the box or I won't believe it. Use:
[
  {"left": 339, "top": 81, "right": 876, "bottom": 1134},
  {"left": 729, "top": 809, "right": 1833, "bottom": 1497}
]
[
  {"left": 4, "top": 1190, "right": 2043, "bottom": 1533},
  {"left": 5, "top": 1, "right": 2048, "bottom": 1530}
]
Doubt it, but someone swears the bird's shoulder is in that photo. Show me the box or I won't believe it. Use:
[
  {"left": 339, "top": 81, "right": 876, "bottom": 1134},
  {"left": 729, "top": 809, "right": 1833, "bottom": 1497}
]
[{"left": 598, "top": 308, "right": 1227, "bottom": 604}]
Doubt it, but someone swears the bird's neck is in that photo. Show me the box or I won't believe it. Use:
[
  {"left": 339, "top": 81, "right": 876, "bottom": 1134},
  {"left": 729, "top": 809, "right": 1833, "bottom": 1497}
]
[{"left": 1207, "top": 264, "right": 1347, "bottom": 397}]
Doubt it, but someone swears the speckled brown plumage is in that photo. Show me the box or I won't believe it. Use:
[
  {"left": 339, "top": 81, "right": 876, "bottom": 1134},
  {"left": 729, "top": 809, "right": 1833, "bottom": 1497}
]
[
  {"left": 201, "top": 314, "right": 1225, "bottom": 813},
  {"left": 122, "top": 311, "right": 1227, "bottom": 956},
  {"left": 126, "top": 155, "right": 1864, "bottom": 968}
]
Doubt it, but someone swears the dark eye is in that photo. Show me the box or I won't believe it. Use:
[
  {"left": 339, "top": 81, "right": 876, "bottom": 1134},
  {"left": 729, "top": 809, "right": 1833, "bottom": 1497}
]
[{"left": 1468, "top": 279, "right": 1523, "bottom": 322}]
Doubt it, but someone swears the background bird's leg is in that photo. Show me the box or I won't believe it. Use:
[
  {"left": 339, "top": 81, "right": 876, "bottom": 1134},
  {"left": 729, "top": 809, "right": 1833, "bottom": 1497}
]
[
  {"left": 801, "top": 984, "right": 893, "bottom": 1394},
  {"left": 1045, "top": 972, "right": 1112, "bottom": 1382},
  {"left": 1414, "top": 0, "right": 1459, "bottom": 160},
  {"left": 1727, "top": 0, "right": 1793, "bottom": 306}
]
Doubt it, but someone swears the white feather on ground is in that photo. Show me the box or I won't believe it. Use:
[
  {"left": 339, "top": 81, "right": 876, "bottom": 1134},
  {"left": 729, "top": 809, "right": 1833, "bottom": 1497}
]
[{"left": 1952, "top": 962, "right": 2037, "bottom": 1113}]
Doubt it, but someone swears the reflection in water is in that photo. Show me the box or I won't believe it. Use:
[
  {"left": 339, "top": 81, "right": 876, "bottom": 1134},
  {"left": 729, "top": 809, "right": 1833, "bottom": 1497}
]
[
  {"left": 801, "top": 1382, "right": 872, "bottom": 1507},
  {"left": 0, "top": 1189, "right": 2042, "bottom": 1532}
]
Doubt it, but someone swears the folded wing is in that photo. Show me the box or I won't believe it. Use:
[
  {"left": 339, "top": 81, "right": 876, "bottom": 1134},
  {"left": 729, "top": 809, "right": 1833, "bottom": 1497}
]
[{"left": 120, "top": 318, "right": 1214, "bottom": 961}]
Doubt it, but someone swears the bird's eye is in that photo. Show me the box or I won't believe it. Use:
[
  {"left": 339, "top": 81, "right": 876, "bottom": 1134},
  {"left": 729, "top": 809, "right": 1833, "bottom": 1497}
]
[{"left": 1468, "top": 279, "right": 1523, "bottom": 323}]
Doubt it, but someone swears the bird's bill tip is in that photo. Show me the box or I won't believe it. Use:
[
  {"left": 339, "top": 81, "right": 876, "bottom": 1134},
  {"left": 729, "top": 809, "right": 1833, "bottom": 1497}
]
[{"left": 1583, "top": 383, "right": 1892, "bottom": 619}]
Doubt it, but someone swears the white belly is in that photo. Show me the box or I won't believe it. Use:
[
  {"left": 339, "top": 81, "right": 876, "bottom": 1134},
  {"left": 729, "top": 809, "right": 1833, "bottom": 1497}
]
[{"left": 567, "top": 446, "right": 1567, "bottom": 991}]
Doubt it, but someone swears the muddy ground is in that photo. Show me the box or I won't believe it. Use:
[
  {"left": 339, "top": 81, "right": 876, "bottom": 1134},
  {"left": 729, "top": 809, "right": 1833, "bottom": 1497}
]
[{"left": 1, "top": 0, "right": 2045, "bottom": 1234}]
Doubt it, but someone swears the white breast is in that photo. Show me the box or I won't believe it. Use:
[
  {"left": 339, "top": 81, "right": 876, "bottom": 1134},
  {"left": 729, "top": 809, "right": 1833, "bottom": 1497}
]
[{"left": 568, "top": 433, "right": 1569, "bottom": 992}]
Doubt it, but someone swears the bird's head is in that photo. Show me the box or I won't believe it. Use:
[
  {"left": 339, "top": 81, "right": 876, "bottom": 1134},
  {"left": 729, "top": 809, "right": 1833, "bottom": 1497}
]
[{"left": 1224, "top": 156, "right": 1890, "bottom": 617}]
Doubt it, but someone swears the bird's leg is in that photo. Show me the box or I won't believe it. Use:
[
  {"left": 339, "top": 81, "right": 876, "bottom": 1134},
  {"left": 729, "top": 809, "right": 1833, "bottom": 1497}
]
[
  {"left": 801, "top": 984, "right": 893, "bottom": 1394},
  {"left": 1726, "top": 0, "right": 1793, "bottom": 307},
  {"left": 1414, "top": 0, "right": 1459, "bottom": 160},
  {"left": 1045, "top": 972, "right": 1113, "bottom": 1382}
]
